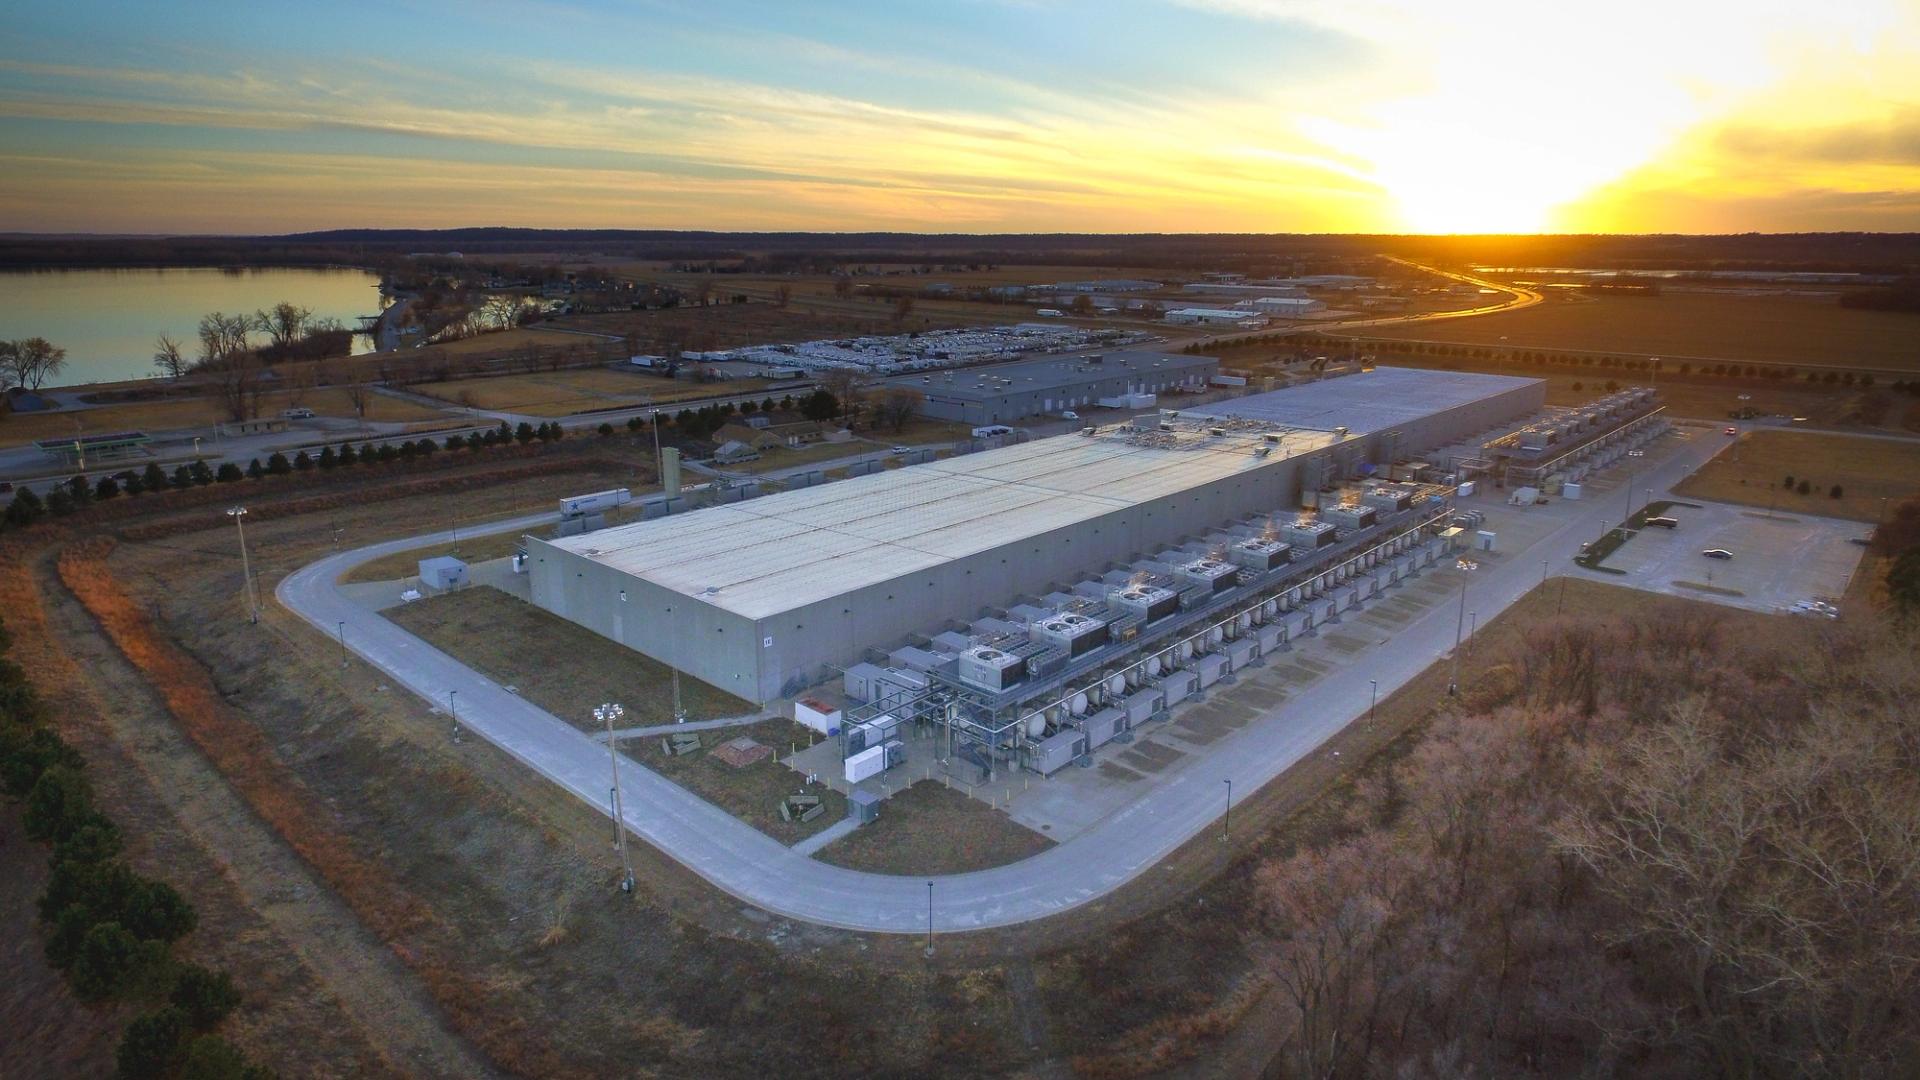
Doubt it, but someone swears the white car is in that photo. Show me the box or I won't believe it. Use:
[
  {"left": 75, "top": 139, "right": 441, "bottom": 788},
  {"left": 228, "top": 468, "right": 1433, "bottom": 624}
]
[
  {"left": 890, "top": 445, "right": 911, "bottom": 455},
  {"left": 1059, "top": 410, "right": 1080, "bottom": 421}
]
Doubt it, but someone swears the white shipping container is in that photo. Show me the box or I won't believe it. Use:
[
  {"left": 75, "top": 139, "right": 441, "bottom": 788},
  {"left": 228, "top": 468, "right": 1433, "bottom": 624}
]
[{"left": 845, "top": 745, "right": 888, "bottom": 784}]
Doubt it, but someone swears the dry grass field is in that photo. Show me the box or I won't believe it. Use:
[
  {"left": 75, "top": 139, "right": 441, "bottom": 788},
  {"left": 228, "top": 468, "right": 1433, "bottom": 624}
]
[
  {"left": 409, "top": 369, "right": 776, "bottom": 415},
  {"left": 629, "top": 718, "right": 846, "bottom": 845},
  {"left": 1673, "top": 429, "right": 1920, "bottom": 522},
  {"left": 1355, "top": 291, "right": 1920, "bottom": 371},
  {"left": 385, "top": 585, "right": 751, "bottom": 730},
  {"left": 0, "top": 386, "right": 449, "bottom": 447},
  {"left": 814, "top": 781, "right": 1055, "bottom": 875},
  {"left": 419, "top": 327, "right": 589, "bottom": 357}
]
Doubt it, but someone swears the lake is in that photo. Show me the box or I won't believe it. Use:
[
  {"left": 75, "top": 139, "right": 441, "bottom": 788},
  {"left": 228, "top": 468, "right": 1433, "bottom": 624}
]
[{"left": 0, "top": 267, "right": 385, "bottom": 387}]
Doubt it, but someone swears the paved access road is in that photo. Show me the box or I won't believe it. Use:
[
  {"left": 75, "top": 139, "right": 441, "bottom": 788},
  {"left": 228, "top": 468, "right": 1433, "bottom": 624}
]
[{"left": 278, "top": 429, "right": 1723, "bottom": 933}]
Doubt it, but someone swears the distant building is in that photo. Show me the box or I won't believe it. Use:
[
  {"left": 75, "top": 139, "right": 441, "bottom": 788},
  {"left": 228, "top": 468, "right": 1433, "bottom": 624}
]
[
  {"left": 1181, "top": 283, "right": 1308, "bottom": 298},
  {"left": 1164, "top": 307, "right": 1269, "bottom": 328},
  {"left": 1029, "top": 278, "right": 1162, "bottom": 294},
  {"left": 1235, "top": 296, "right": 1327, "bottom": 316},
  {"left": 890, "top": 350, "right": 1218, "bottom": 425}
]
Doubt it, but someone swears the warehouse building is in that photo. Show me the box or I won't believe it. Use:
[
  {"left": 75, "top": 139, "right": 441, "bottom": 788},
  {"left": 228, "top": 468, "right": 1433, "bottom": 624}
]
[
  {"left": 525, "top": 367, "right": 1544, "bottom": 704},
  {"left": 888, "top": 350, "right": 1218, "bottom": 425},
  {"left": 1164, "top": 307, "right": 1269, "bottom": 328},
  {"left": 1236, "top": 296, "right": 1327, "bottom": 316}
]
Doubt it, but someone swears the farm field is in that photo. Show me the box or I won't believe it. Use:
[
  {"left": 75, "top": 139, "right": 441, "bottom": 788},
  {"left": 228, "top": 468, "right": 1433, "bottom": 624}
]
[
  {"left": 0, "top": 386, "right": 449, "bottom": 448},
  {"left": 1673, "top": 429, "right": 1920, "bottom": 523},
  {"left": 1352, "top": 292, "right": 1920, "bottom": 371},
  {"left": 409, "top": 368, "right": 775, "bottom": 416}
]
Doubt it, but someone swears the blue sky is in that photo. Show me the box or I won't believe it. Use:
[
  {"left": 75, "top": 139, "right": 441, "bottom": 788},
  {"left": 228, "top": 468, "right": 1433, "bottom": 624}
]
[{"left": 4, "top": 0, "right": 1917, "bottom": 233}]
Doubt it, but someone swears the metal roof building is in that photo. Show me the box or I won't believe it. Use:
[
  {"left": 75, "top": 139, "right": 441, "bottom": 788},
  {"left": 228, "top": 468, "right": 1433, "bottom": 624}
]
[
  {"left": 890, "top": 350, "right": 1218, "bottom": 424},
  {"left": 526, "top": 367, "right": 1543, "bottom": 703}
]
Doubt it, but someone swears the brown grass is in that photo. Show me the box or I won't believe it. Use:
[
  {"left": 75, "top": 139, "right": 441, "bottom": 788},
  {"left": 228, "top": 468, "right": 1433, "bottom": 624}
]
[
  {"left": 384, "top": 585, "right": 751, "bottom": 729},
  {"left": 630, "top": 718, "right": 847, "bottom": 844},
  {"left": 1673, "top": 429, "right": 1920, "bottom": 522},
  {"left": 409, "top": 369, "right": 778, "bottom": 416},
  {"left": 53, "top": 539, "right": 584, "bottom": 1079},
  {"left": 1354, "top": 291, "right": 1920, "bottom": 371},
  {"left": 0, "top": 388, "right": 448, "bottom": 447},
  {"left": 813, "top": 781, "right": 1054, "bottom": 875}
]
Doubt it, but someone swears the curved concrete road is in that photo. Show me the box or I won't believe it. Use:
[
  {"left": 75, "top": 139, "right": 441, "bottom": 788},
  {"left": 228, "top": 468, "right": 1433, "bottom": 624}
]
[{"left": 277, "top": 429, "right": 1720, "bottom": 932}]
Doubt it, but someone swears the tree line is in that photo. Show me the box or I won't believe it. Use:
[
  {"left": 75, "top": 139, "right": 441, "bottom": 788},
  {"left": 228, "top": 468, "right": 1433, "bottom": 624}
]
[{"left": 0, "top": 616, "right": 272, "bottom": 1077}]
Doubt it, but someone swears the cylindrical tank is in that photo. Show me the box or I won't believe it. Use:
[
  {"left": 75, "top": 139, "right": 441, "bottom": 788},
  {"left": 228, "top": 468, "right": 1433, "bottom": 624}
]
[
  {"left": 1069, "top": 692, "right": 1089, "bottom": 716},
  {"left": 1025, "top": 712, "right": 1046, "bottom": 738},
  {"left": 1178, "top": 640, "right": 1194, "bottom": 660},
  {"left": 1125, "top": 668, "right": 1142, "bottom": 689},
  {"left": 1237, "top": 611, "right": 1253, "bottom": 631},
  {"left": 1105, "top": 674, "right": 1126, "bottom": 696},
  {"left": 1147, "top": 654, "right": 1165, "bottom": 676},
  {"left": 1046, "top": 705, "right": 1065, "bottom": 726},
  {"left": 1208, "top": 626, "right": 1225, "bottom": 646}
]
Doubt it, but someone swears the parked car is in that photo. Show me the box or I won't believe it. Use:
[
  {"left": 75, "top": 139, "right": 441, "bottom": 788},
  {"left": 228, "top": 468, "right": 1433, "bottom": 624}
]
[
  {"left": 889, "top": 446, "right": 911, "bottom": 455},
  {"left": 1059, "top": 410, "right": 1080, "bottom": 421},
  {"left": 281, "top": 406, "right": 316, "bottom": 420},
  {"left": 1701, "top": 548, "right": 1734, "bottom": 560},
  {"left": 1645, "top": 516, "right": 1679, "bottom": 528}
]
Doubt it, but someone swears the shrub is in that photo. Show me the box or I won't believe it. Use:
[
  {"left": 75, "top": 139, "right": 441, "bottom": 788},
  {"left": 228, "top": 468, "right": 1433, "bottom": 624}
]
[
  {"left": 94, "top": 476, "right": 121, "bottom": 500},
  {"left": 1831, "top": 484, "right": 1844, "bottom": 499},
  {"left": 23, "top": 764, "right": 96, "bottom": 842},
  {"left": 218, "top": 463, "right": 244, "bottom": 483},
  {"left": 189, "top": 461, "right": 213, "bottom": 486},
  {"left": 53, "top": 817, "right": 124, "bottom": 865},
  {"left": 6, "top": 487, "right": 46, "bottom": 526},
  {"left": 123, "top": 878, "right": 197, "bottom": 942},
  {"left": 515, "top": 422, "right": 534, "bottom": 444},
  {"left": 178, "top": 1034, "right": 264, "bottom": 1080},
  {"left": 626, "top": 416, "right": 644, "bottom": 431},
  {"left": 265, "top": 452, "right": 291, "bottom": 476},
  {"left": 336, "top": 443, "right": 357, "bottom": 466},
  {"left": 418, "top": 438, "right": 437, "bottom": 456},
  {"left": 116, "top": 1007, "right": 189, "bottom": 1079},
  {"left": 71, "top": 921, "right": 142, "bottom": 1001},
  {"left": 1797, "top": 480, "right": 1812, "bottom": 495},
  {"left": 466, "top": 432, "right": 483, "bottom": 450},
  {"left": 171, "top": 964, "right": 241, "bottom": 1029},
  {"left": 245, "top": 460, "right": 264, "bottom": 481},
  {"left": 317, "top": 446, "right": 337, "bottom": 470},
  {"left": 293, "top": 450, "right": 313, "bottom": 471},
  {"left": 142, "top": 463, "right": 168, "bottom": 491},
  {"left": 1, "top": 722, "right": 80, "bottom": 795},
  {"left": 597, "top": 422, "right": 615, "bottom": 437},
  {"left": 46, "top": 488, "right": 76, "bottom": 517},
  {"left": 375, "top": 443, "right": 397, "bottom": 463},
  {"left": 444, "top": 435, "right": 464, "bottom": 452},
  {"left": 398, "top": 440, "right": 417, "bottom": 459}
]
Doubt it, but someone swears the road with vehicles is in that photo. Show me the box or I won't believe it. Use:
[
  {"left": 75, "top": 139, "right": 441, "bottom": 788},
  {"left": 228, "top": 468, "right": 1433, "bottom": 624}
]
[{"left": 277, "top": 423, "right": 1723, "bottom": 933}]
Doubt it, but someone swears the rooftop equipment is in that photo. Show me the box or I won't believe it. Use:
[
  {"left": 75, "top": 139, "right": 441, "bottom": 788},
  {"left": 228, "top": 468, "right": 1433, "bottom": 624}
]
[
  {"left": 1281, "top": 518, "right": 1339, "bottom": 549},
  {"left": 1360, "top": 485, "right": 1416, "bottom": 512},
  {"left": 1322, "top": 504, "right": 1378, "bottom": 531},
  {"left": 1176, "top": 557, "right": 1240, "bottom": 594},
  {"left": 957, "top": 645, "right": 1029, "bottom": 692},
  {"left": 1027, "top": 611, "right": 1111, "bottom": 658},
  {"left": 1227, "top": 537, "right": 1291, "bottom": 573},
  {"left": 1107, "top": 583, "right": 1180, "bottom": 623}
]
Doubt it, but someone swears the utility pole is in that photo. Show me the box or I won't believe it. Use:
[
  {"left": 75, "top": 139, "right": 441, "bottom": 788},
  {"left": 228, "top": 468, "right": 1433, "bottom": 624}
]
[
  {"left": 925, "top": 881, "right": 935, "bottom": 957},
  {"left": 1448, "top": 566, "right": 1468, "bottom": 695},
  {"left": 337, "top": 620, "right": 347, "bottom": 668},
  {"left": 595, "top": 702, "right": 635, "bottom": 894},
  {"left": 1467, "top": 610, "right": 1477, "bottom": 657},
  {"left": 449, "top": 689, "right": 460, "bottom": 742},
  {"left": 672, "top": 668, "right": 686, "bottom": 724},
  {"left": 1222, "top": 778, "right": 1232, "bottom": 841},
  {"left": 226, "top": 506, "right": 257, "bottom": 624},
  {"left": 1368, "top": 679, "right": 1378, "bottom": 727}
]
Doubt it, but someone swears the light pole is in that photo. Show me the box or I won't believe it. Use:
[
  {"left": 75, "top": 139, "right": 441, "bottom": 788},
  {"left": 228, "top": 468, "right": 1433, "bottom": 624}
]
[
  {"left": 1448, "top": 566, "right": 1469, "bottom": 695},
  {"left": 449, "top": 689, "right": 459, "bottom": 742},
  {"left": 595, "top": 702, "right": 635, "bottom": 894},
  {"left": 1222, "top": 779, "right": 1232, "bottom": 841},
  {"left": 650, "top": 408, "right": 664, "bottom": 482},
  {"left": 1467, "top": 610, "right": 1477, "bottom": 658},
  {"left": 925, "top": 881, "right": 935, "bottom": 957},
  {"left": 225, "top": 506, "right": 257, "bottom": 624},
  {"left": 1368, "top": 679, "right": 1378, "bottom": 727},
  {"left": 337, "top": 620, "right": 347, "bottom": 668}
]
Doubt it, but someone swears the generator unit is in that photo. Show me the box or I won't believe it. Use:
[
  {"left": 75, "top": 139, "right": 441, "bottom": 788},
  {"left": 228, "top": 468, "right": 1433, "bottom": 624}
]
[
  {"left": 1107, "top": 583, "right": 1180, "bottom": 623},
  {"left": 1176, "top": 557, "right": 1240, "bottom": 594},
  {"left": 1227, "top": 537, "right": 1291, "bottom": 573},
  {"left": 1322, "top": 503, "right": 1378, "bottom": 531},
  {"left": 1028, "top": 611, "right": 1110, "bottom": 658},
  {"left": 1281, "top": 518, "right": 1339, "bottom": 549},
  {"left": 957, "top": 645, "right": 1028, "bottom": 692}
]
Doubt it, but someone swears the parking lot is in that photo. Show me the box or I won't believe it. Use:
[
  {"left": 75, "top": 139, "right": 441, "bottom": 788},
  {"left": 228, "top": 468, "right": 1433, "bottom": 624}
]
[{"left": 1594, "top": 500, "right": 1869, "bottom": 613}]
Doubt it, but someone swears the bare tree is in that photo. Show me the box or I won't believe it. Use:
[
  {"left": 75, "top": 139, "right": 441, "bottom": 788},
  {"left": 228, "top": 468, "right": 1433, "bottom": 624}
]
[
  {"left": 256, "top": 301, "right": 312, "bottom": 350},
  {"left": 872, "top": 385, "right": 924, "bottom": 432},
  {"left": 341, "top": 361, "right": 372, "bottom": 430},
  {"left": 1, "top": 337, "right": 68, "bottom": 390},
  {"left": 694, "top": 279, "right": 715, "bottom": 308},
  {"left": 774, "top": 283, "right": 794, "bottom": 308},
  {"left": 892, "top": 295, "right": 915, "bottom": 323},
  {"left": 479, "top": 294, "right": 524, "bottom": 331},
  {"left": 152, "top": 333, "right": 187, "bottom": 380},
  {"left": 815, "top": 368, "right": 868, "bottom": 424}
]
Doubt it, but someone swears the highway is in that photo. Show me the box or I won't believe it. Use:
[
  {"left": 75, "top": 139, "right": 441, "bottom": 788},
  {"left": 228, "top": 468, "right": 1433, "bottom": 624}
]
[{"left": 276, "top": 423, "right": 1723, "bottom": 934}]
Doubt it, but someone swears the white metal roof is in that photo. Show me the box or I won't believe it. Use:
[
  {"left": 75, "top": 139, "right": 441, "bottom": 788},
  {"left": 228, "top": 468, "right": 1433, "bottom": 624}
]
[
  {"left": 1186, "top": 366, "right": 1541, "bottom": 435},
  {"left": 544, "top": 426, "right": 1337, "bottom": 620}
]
